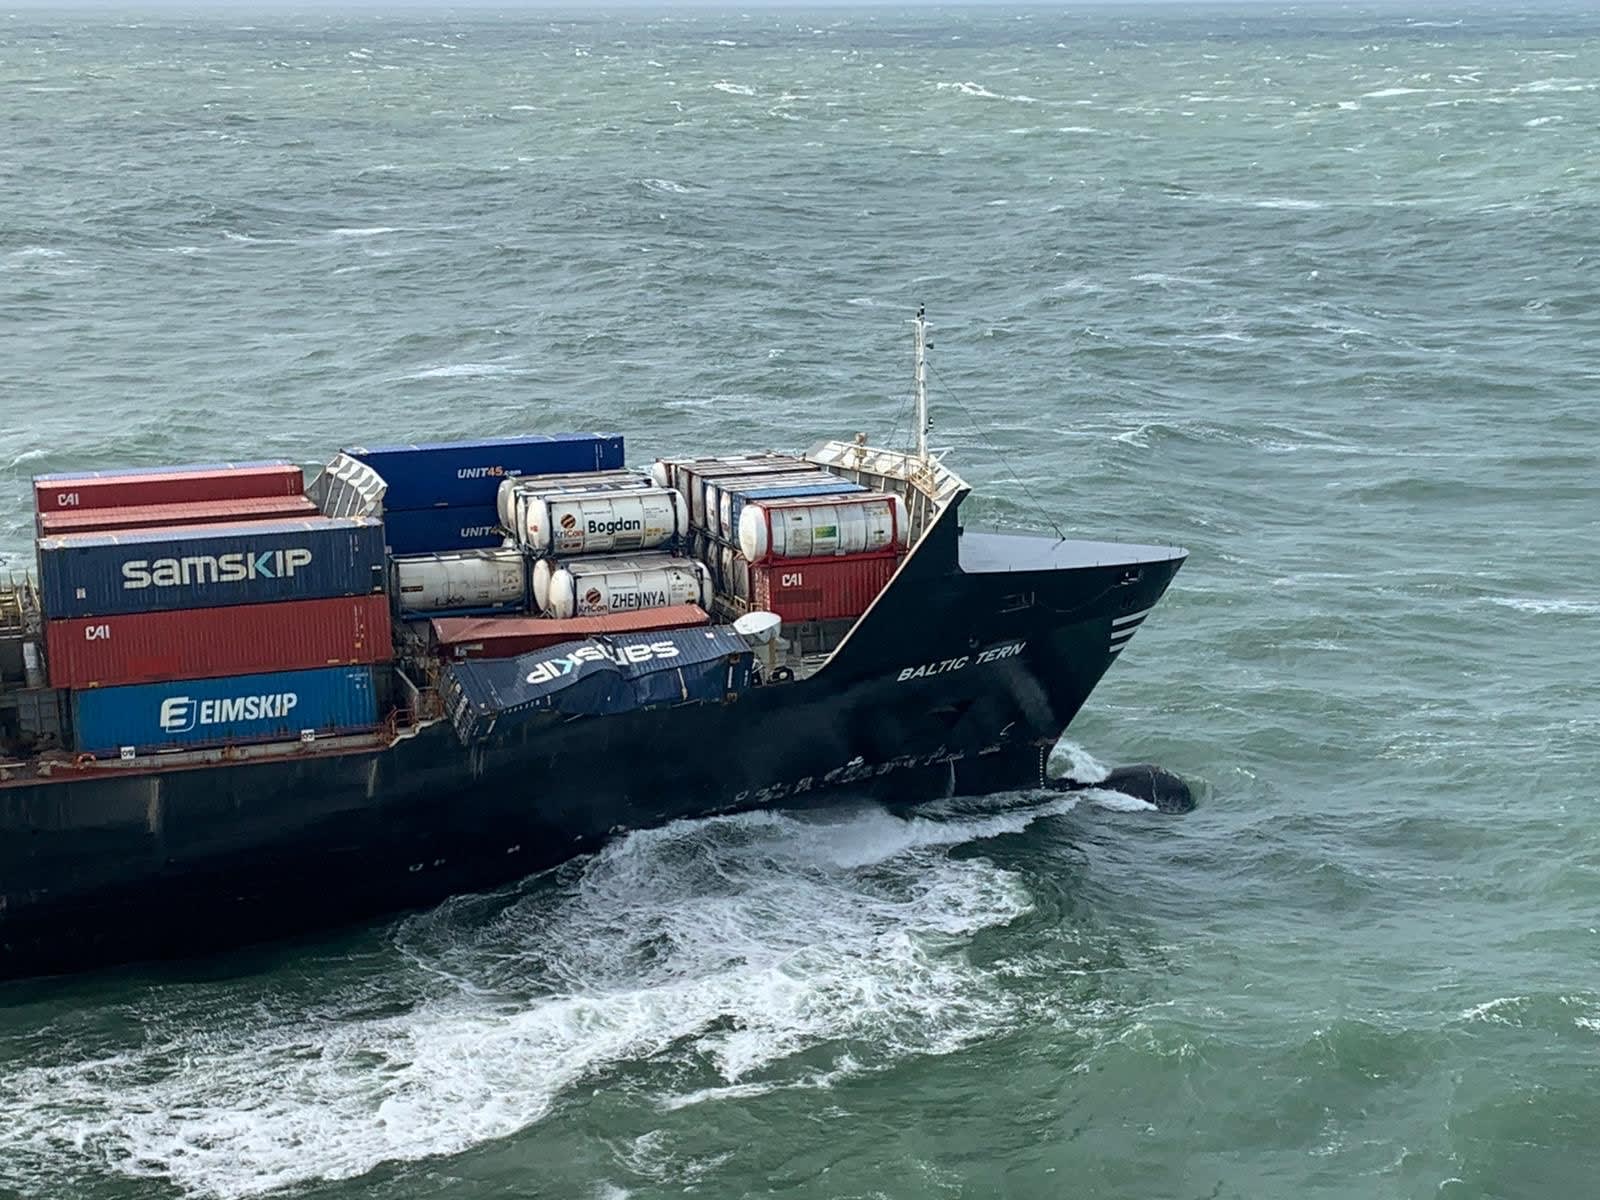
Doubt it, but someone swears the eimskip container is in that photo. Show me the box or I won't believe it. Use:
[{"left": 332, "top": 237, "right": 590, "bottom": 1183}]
[
  {"left": 71, "top": 665, "right": 378, "bottom": 757},
  {"left": 346, "top": 434, "right": 625, "bottom": 511},
  {"left": 382, "top": 505, "right": 505, "bottom": 556},
  {"left": 46, "top": 594, "right": 392, "bottom": 689},
  {"left": 37, "top": 517, "right": 386, "bottom": 619},
  {"left": 32, "top": 462, "right": 304, "bottom": 514}
]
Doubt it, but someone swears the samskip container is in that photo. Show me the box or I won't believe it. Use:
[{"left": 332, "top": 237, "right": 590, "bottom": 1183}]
[
  {"left": 390, "top": 548, "right": 528, "bottom": 616},
  {"left": 383, "top": 505, "right": 505, "bottom": 556},
  {"left": 346, "top": 434, "right": 624, "bottom": 511},
  {"left": 32, "top": 462, "right": 305, "bottom": 515},
  {"left": 748, "top": 553, "right": 899, "bottom": 622},
  {"left": 441, "top": 627, "right": 753, "bottom": 740},
  {"left": 38, "top": 517, "right": 386, "bottom": 620},
  {"left": 37, "top": 495, "right": 319, "bottom": 537},
  {"left": 46, "top": 594, "right": 392, "bottom": 689},
  {"left": 431, "top": 604, "right": 711, "bottom": 660},
  {"left": 72, "top": 665, "right": 378, "bottom": 757}
]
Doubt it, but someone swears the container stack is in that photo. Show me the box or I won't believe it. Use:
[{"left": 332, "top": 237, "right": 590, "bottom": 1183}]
[
  {"left": 31, "top": 462, "right": 392, "bottom": 758},
  {"left": 345, "top": 433, "right": 626, "bottom": 558},
  {"left": 652, "top": 454, "right": 907, "bottom": 625},
  {"left": 503, "top": 459, "right": 713, "bottom": 622}
]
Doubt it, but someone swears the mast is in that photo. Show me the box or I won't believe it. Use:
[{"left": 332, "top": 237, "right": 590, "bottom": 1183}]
[{"left": 913, "top": 306, "right": 929, "bottom": 463}]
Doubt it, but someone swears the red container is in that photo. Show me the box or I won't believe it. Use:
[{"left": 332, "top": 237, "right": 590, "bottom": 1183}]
[
  {"left": 749, "top": 554, "right": 900, "bottom": 623},
  {"left": 432, "top": 604, "right": 711, "bottom": 660},
  {"left": 37, "top": 494, "right": 319, "bottom": 537},
  {"left": 46, "top": 593, "right": 392, "bottom": 689},
  {"left": 33, "top": 462, "right": 304, "bottom": 514}
]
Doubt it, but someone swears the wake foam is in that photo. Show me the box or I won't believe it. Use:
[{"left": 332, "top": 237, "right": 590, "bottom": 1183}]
[{"left": 0, "top": 798, "right": 1074, "bottom": 1199}]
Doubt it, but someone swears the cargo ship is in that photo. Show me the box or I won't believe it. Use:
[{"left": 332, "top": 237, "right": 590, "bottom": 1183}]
[{"left": 0, "top": 314, "right": 1186, "bottom": 981}]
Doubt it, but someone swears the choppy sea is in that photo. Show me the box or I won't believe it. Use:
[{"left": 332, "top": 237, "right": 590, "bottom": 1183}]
[{"left": 3, "top": 3, "right": 1599, "bottom": 1197}]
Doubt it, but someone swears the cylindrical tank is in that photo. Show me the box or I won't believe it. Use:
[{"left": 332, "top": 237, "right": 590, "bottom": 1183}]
[
  {"left": 738, "top": 493, "right": 909, "bottom": 563},
  {"left": 522, "top": 487, "right": 685, "bottom": 556},
  {"left": 720, "top": 544, "right": 749, "bottom": 600},
  {"left": 546, "top": 556, "right": 713, "bottom": 620},
  {"left": 530, "top": 555, "right": 560, "bottom": 614},
  {"left": 709, "top": 471, "right": 840, "bottom": 540},
  {"left": 392, "top": 548, "right": 528, "bottom": 615},
  {"left": 496, "top": 470, "right": 651, "bottom": 533},
  {"left": 681, "top": 459, "right": 808, "bottom": 530}
]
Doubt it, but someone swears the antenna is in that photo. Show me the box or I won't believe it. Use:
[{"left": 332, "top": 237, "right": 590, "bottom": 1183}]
[{"left": 913, "top": 306, "right": 930, "bottom": 463}]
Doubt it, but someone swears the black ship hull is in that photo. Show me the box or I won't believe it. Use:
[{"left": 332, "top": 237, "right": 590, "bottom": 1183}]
[{"left": 0, "top": 528, "right": 1183, "bottom": 982}]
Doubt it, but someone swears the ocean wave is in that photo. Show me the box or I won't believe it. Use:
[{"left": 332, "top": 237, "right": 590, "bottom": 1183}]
[{"left": 0, "top": 799, "right": 1058, "bottom": 1198}]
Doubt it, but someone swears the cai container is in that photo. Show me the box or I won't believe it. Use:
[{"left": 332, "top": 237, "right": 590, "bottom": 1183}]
[
  {"left": 36, "top": 494, "right": 319, "bottom": 537},
  {"left": 32, "top": 461, "right": 304, "bottom": 514},
  {"left": 45, "top": 594, "right": 392, "bottom": 689},
  {"left": 345, "top": 433, "right": 625, "bottom": 511},
  {"left": 37, "top": 517, "right": 387, "bottom": 620},
  {"left": 430, "top": 603, "right": 711, "bottom": 660},
  {"left": 747, "top": 553, "right": 900, "bottom": 622},
  {"left": 71, "top": 665, "right": 379, "bottom": 757}
]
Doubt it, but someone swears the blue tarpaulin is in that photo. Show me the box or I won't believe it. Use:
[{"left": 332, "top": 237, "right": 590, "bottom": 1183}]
[{"left": 442, "top": 625, "right": 753, "bottom": 742}]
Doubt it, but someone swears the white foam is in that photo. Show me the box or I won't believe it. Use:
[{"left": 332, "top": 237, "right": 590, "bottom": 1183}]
[
  {"left": 0, "top": 802, "right": 1050, "bottom": 1199},
  {"left": 711, "top": 80, "right": 755, "bottom": 96},
  {"left": 327, "top": 226, "right": 399, "bottom": 239},
  {"left": 403, "top": 362, "right": 516, "bottom": 381},
  {"left": 1482, "top": 596, "right": 1600, "bottom": 616},
  {"left": 1050, "top": 740, "right": 1110, "bottom": 784}
]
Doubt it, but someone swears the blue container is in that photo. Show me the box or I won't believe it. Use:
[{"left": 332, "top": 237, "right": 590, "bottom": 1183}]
[
  {"left": 724, "top": 479, "right": 868, "bottom": 536},
  {"left": 443, "top": 627, "right": 753, "bottom": 742},
  {"left": 347, "top": 434, "right": 625, "bottom": 512},
  {"left": 38, "top": 517, "right": 386, "bottom": 619},
  {"left": 72, "top": 665, "right": 378, "bottom": 756},
  {"left": 383, "top": 505, "right": 505, "bottom": 555}
]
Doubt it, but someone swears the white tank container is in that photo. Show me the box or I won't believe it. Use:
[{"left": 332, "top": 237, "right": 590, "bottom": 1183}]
[
  {"left": 392, "top": 548, "right": 528, "bottom": 615},
  {"left": 738, "top": 493, "right": 909, "bottom": 563},
  {"left": 546, "top": 555, "right": 713, "bottom": 620},
  {"left": 720, "top": 544, "right": 749, "bottom": 600},
  {"left": 531, "top": 555, "right": 560, "bottom": 614},
  {"left": 496, "top": 470, "right": 651, "bottom": 532},
  {"left": 522, "top": 487, "right": 686, "bottom": 556},
  {"left": 709, "top": 471, "right": 835, "bottom": 539}
]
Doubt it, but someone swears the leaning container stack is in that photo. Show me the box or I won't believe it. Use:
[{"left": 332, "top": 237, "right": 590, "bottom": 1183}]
[
  {"left": 354, "top": 434, "right": 624, "bottom": 618},
  {"left": 31, "top": 461, "right": 393, "bottom": 759}
]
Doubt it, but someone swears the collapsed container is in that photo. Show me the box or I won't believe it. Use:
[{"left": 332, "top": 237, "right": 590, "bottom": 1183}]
[
  {"left": 430, "top": 604, "right": 711, "bottom": 660},
  {"left": 441, "top": 626, "right": 753, "bottom": 741}
]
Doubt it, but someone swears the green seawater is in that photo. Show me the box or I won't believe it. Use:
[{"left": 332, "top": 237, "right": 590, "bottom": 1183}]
[{"left": 3, "top": 3, "right": 1599, "bottom": 1197}]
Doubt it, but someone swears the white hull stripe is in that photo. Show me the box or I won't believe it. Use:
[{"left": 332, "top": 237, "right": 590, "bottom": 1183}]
[{"left": 1112, "top": 607, "right": 1152, "bottom": 628}]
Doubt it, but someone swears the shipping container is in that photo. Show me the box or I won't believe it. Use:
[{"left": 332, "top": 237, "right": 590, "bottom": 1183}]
[
  {"left": 679, "top": 459, "right": 810, "bottom": 530},
  {"left": 38, "top": 517, "right": 386, "bottom": 620},
  {"left": 546, "top": 555, "right": 713, "bottom": 620},
  {"left": 738, "top": 493, "right": 908, "bottom": 563},
  {"left": 37, "top": 495, "right": 319, "bottom": 537},
  {"left": 383, "top": 505, "right": 505, "bottom": 556},
  {"left": 33, "top": 462, "right": 304, "bottom": 515},
  {"left": 346, "top": 434, "right": 625, "bottom": 512},
  {"left": 391, "top": 548, "right": 528, "bottom": 616},
  {"left": 496, "top": 469, "right": 650, "bottom": 531},
  {"left": 431, "top": 604, "right": 711, "bottom": 660},
  {"left": 520, "top": 487, "right": 685, "bottom": 556},
  {"left": 72, "top": 665, "right": 379, "bottom": 757},
  {"left": 649, "top": 452, "right": 798, "bottom": 495},
  {"left": 46, "top": 594, "right": 392, "bottom": 689},
  {"left": 442, "top": 627, "right": 753, "bottom": 741},
  {"left": 748, "top": 553, "right": 900, "bottom": 623},
  {"left": 717, "top": 477, "right": 867, "bottom": 541}
]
